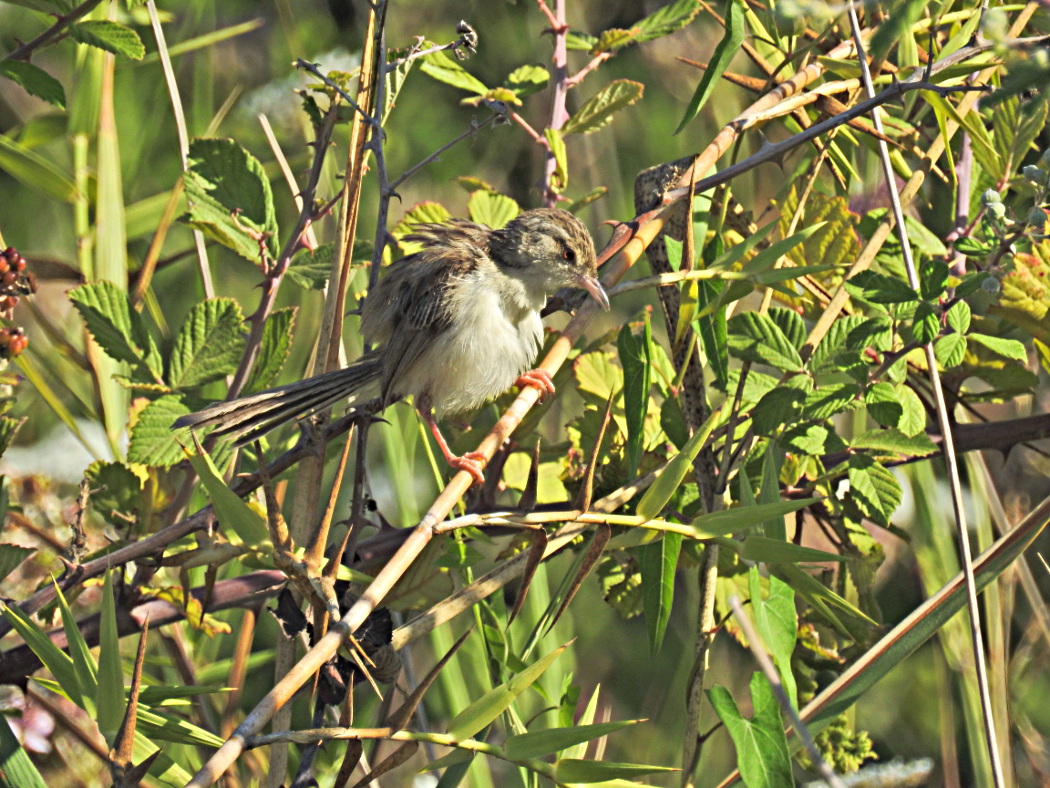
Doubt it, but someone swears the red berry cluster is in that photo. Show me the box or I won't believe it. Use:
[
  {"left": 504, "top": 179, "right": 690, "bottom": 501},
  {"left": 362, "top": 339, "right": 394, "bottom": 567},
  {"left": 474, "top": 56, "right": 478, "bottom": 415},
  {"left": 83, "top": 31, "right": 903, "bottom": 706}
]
[
  {"left": 0, "top": 247, "right": 37, "bottom": 312},
  {"left": 0, "top": 327, "right": 28, "bottom": 359}
]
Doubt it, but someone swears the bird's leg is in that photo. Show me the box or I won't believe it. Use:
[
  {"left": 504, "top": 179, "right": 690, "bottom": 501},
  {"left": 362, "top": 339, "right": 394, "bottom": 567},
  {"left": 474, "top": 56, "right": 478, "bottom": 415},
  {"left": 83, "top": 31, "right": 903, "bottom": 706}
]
[
  {"left": 514, "top": 368, "right": 556, "bottom": 402},
  {"left": 418, "top": 404, "right": 486, "bottom": 485}
]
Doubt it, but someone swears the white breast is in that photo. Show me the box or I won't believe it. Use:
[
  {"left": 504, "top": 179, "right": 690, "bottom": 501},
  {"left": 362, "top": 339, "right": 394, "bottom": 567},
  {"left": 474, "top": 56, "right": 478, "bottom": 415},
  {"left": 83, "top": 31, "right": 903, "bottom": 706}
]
[{"left": 402, "top": 268, "right": 544, "bottom": 417}]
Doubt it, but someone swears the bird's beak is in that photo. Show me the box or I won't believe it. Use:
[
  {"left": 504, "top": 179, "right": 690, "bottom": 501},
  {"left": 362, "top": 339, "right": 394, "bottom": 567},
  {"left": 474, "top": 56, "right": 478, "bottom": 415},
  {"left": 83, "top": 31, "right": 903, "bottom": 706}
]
[{"left": 577, "top": 273, "right": 610, "bottom": 310}]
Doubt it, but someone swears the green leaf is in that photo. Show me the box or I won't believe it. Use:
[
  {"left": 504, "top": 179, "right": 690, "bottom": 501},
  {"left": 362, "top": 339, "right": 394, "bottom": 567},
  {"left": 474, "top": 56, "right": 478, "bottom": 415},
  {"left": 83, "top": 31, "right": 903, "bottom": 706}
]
[
  {"left": 864, "top": 382, "right": 902, "bottom": 428},
  {"left": 96, "top": 572, "right": 125, "bottom": 745},
  {"left": 944, "top": 300, "right": 971, "bottom": 335},
  {"left": 920, "top": 259, "right": 949, "bottom": 301},
  {"left": 617, "top": 318, "right": 651, "bottom": 476},
  {"left": 69, "top": 20, "right": 145, "bottom": 60},
  {"left": 169, "top": 298, "right": 245, "bottom": 389},
  {"left": 911, "top": 301, "right": 940, "bottom": 344},
  {"left": 566, "top": 31, "right": 599, "bottom": 51},
  {"left": 847, "top": 455, "right": 902, "bottom": 527},
  {"left": 0, "top": 418, "right": 22, "bottom": 461},
  {"left": 727, "top": 311, "right": 803, "bottom": 371},
  {"left": 419, "top": 49, "right": 488, "bottom": 94},
  {"left": 674, "top": 0, "right": 744, "bottom": 133},
  {"left": 708, "top": 673, "right": 793, "bottom": 788},
  {"left": 69, "top": 281, "right": 163, "bottom": 380},
  {"left": 86, "top": 461, "right": 143, "bottom": 527},
  {"left": 552, "top": 758, "right": 676, "bottom": 782},
  {"left": 135, "top": 707, "right": 225, "bottom": 747},
  {"left": 844, "top": 270, "right": 918, "bottom": 304},
  {"left": 504, "top": 64, "right": 549, "bottom": 98},
  {"left": 182, "top": 138, "right": 279, "bottom": 262},
  {"left": 869, "top": 0, "right": 925, "bottom": 60},
  {"left": 934, "top": 333, "right": 967, "bottom": 368},
  {"left": 0, "top": 60, "right": 66, "bottom": 108},
  {"left": 752, "top": 387, "right": 806, "bottom": 435},
  {"left": 802, "top": 384, "right": 861, "bottom": 421},
  {"left": 562, "top": 79, "right": 644, "bottom": 135},
  {"left": 845, "top": 316, "right": 893, "bottom": 353},
  {"left": 739, "top": 536, "right": 846, "bottom": 564},
  {"left": 0, "top": 716, "right": 48, "bottom": 788},
  {"left": 244, "top": 307, "right": 297, "bottom": 394},
  {"left": 896, "top": 385, "right": 926, "bottom": 437},
  {"left": 637, "top": 406, "right": 721, "bottom": 520},
  {"left": 467, "top": 190, "right": 520, "bottom": 230},
  {"left": 565, "top": 186, "right": 608, "bottom": 213},
  {"left": 127, "top": 396, "right": 192, "bottom": 468},
  {"left": 186, "top": 437, "right": 269, "bottom": 549},
  {"left": 0, "top": 544, "right": 33, "bottom": 585},
  {"left": 967, "top": 333, "right": 1026, "bottom": 361},
  {"left": 768, "top": 307, "right": 805, "bottom": 350},
  {"left": 750, "top": 567, "right": 798, "bottom": 709},
  {"left": 286, "top": 243, "right": 334, "bottom": 290},
  {"left": 504, "top": 720, "right": 637, "bottom": 761},
  {"left": 0, "top": 131, "right": 77, "bottom": 202},
  {"left": 691, "top": 498, "right": 818, "bottom": 538},
  {"left": 1, "top": 603, "right": 80, "bottom": 701},
  {"left": 544, "top": 128, "right": 568, "bottom": 194},
  {"left": 52, "top": 584, "right": 95, "bottom": 712},
  {"left": 808, "top": 315, "right": 868, "bottom": 374},
  {"left": 634, "top": 0, "right": 703, "bottom": 42},
  {"left": 640, "top": 532, "right": 681, "bottom": 653},
  {"left": 850, "top": 428, "right": 937, "bottom": 457},
  {"left": 447, "top": 643, "right": 567, "bottom": 741}
]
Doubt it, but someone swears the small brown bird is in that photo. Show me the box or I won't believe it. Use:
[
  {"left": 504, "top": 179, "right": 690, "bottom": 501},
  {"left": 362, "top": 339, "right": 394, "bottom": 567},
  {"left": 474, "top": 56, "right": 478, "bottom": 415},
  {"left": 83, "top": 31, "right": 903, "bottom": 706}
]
[{"left": 174, "top": 207, "right": 609, "bottom": 483}]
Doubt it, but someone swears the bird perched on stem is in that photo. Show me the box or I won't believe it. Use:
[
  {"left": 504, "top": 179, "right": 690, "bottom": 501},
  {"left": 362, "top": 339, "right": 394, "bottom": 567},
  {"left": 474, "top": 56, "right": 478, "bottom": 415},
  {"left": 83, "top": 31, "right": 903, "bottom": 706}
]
[{"left": 174, "top": 207, "right": 609, "bottom": 484}]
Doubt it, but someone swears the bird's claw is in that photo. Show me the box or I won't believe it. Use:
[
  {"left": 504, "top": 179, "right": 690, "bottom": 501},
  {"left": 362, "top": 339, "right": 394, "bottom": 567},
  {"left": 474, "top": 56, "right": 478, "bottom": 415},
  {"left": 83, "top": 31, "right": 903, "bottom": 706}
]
[
  {"left": 448, "top": 450, "right": 487, "bottom": 486},
  {"left": 515, "top": 369, "right": 556, "bottom": 402}
]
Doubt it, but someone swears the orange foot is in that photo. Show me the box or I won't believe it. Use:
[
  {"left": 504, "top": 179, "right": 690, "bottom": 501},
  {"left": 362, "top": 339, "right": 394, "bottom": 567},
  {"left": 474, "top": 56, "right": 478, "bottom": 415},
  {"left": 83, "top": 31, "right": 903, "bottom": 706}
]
[
  {"left": 447, "top": 450, "right": 487, "bottom": 486},
  {"left": 515, "top": 369, "right": 556, "bottom": 402}
]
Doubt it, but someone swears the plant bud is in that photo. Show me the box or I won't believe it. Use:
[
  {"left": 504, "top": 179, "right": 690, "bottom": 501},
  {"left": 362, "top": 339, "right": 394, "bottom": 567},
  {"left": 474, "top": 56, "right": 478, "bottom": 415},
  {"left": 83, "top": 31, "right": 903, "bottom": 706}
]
[
  {"left": 986, "top": 202, "right": 1006, "bottom": 219},
  {"left": 981, "top": 189, "right": 1002, "bottom": 207},
  {"left": 1023, "top": 165, "right": 1047, "bottom": 185}
]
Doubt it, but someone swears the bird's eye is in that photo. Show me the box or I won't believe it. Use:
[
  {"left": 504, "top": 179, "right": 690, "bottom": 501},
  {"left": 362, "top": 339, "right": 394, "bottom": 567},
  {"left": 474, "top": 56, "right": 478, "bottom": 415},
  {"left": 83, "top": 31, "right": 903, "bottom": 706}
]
[{"left": 563, "top": 248, "right": 576, "bottom": 262}]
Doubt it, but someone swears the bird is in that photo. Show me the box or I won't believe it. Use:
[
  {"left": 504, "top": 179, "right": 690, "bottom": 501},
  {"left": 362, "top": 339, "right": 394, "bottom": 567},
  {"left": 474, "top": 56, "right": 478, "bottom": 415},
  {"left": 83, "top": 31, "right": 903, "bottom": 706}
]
[{"left": 173, "top": 207, "right": 610, "bottom": 484}]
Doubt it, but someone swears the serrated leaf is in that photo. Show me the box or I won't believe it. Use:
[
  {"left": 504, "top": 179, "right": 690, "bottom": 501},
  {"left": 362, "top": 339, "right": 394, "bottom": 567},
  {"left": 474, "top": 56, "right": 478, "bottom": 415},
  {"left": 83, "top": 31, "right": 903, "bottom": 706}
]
[
  {"left": 127, "top": 396, "right": 191, "bottom": 468},
  {"left": 467, "top": 190, "right": 520, "bottom": 229},
  {"left": 0, "top": 60, "right": 66, "bottom": 108},
  {"left": 845, "top": 316, "right": 894, "bottom": 352},
  {"left": 896, "top": 385, "right": 926, "bottom": 437},
  {"left": 562, "top": 79, "right": 644, "bottom": 135},
  {"left": 802, "top": 384, "right": 861, "bottom": 421},
  {"left": 169, "top": 298, "right": 245, "bottom": 389},
  {"left": 726, "top": 311, "right": 803, "bottom": 371},
  {"left": 0, "top": 543, "right": 34, "bottom": 585},
  {"left": 708, "top": 673, "right": 793, "bottom": 788},
  {"left": 935, "top": 333, "right": 967, "bottom": 368},
  {"left": 419, "top": 49, "right": 488, "bottom": 94},
  {"left": 945, "top": 300, "right": 971, "bottom": 335},
  {"left": 847, "top": 455, "right": 902, "bottom": 527},
  {"left": 808, "top": 314, "right": 868, "bottom": 374},
  {"left": 244, "top": 307, "right": 297, "bottom": 394},
  {"left": 504, "top": 720, "right": 637, "bottom": 761},
  {"left": 182, "top": 138, "right": 278, "bottom": 262},
  {"left": 69, "top": 281, "right": 162, "bottom": 379},
  {"left": 967, "top": 333, "right": 1026, "bottom": 361},
  {"left": 566, "top": 31, "right": 598, "bottom": 50},
  {"left": 674, "top": 0, "right": 744, "bottom": 133},
  {"left": 920, "top": 259, "right": 949, "bottom": 300},
  {"left": 912, "top": 301, "right": 940, "bottom": 344},
  {"left": 504, "top": 64, "right": 549, "bottom": 97},
  {"left": 865, "top": 382, "right": 902, "bottom": 428},
  {"left": 591, "top": 28, "right": 636, "bottom": 53},
  {"left": 635, "top": 0, "right": 703, "bottom": 42},
  {"left": 447, "top": 644, "right": 567, "bottom": 741},
  {"left": 286, "top": 243, "right": 334, "bottom": 290},
  {"left": 844, "top": 270, "right": 918, "bottom": 304},
  {"left": 544, "top": 127, "right": 568, "bottom": 193},
  {"left": 752, "top": 387, "right": 805, "bottom": 435},
  {"left": 86, "top": 460, "right": 143, "bottom": 527},
  {"left": 69, "top": 20, "right": 145, "bottom": 60}
]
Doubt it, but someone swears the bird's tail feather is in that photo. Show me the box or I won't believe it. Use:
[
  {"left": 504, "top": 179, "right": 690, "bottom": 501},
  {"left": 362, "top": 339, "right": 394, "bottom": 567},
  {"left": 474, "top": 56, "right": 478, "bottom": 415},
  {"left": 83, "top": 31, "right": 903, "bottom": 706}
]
[{"left": 173, "top": 354, "right": 383, "bottom": 444}]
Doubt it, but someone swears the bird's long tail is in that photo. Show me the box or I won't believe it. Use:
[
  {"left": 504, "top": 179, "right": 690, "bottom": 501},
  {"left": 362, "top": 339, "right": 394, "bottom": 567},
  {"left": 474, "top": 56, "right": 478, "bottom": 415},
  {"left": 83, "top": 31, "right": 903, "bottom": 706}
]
[{"left": 173, "top": 353, "right": 383, "bottom": 444}]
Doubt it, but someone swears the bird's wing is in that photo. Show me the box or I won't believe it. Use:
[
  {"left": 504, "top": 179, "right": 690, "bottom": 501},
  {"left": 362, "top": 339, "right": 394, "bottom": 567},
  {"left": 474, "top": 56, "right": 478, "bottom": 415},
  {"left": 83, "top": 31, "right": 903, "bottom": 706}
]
[{"left": 361, "top": 222, "right": 487, "bottom": 404}]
